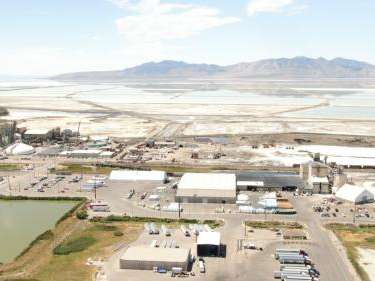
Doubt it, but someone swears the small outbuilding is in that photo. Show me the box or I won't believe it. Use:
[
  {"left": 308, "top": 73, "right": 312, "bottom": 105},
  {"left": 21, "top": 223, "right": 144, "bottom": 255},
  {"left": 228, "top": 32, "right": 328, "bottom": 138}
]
[
  {"left": 176, "top": 173, "right": 236, "bottom": 204},
  {"left": 109, "top": 170, "right": 167, "bottom": 183},
  {"left": 119, "top": 246, "right": 191, "bottom": 271},
  {"left": 197, "top": 231, "right": 221, "bottom": 257},
  {"left": 335, "top": 184, "right": 374, "bottom": 204}
]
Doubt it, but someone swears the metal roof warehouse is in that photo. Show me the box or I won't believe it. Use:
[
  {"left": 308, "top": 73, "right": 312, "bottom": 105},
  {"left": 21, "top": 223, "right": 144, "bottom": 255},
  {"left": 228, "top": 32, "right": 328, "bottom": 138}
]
[
  {"left": 119, "top": 246, "right": 191, "bottom": 271},
  {"left": 176, "top": 173, "right": 236, "bottom": 203}
]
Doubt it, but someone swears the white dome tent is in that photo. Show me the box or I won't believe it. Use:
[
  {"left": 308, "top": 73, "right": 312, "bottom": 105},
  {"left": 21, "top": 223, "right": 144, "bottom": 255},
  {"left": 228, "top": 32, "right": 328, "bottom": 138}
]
[
  {"left": 335, "top": 184, "right": 374, "bottom": 204},
  {"left": 5, "top": 142, "right": 35, "bottom": 155}
]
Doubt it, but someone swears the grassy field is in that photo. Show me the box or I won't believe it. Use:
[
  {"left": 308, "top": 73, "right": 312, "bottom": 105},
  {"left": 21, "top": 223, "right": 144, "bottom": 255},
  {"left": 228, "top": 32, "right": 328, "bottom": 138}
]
[
  {"left": 50, "top": 164, "right": 112, "bottom": 175},
  {"left": 0, "top": 164, "right": 20, "bottom": 171},
  {"left": 0, "top": 218, "right": 143, "bottom": 281},
  {"left": 326, "top": 223, "right": 375, "bottom": 281},
  {"left": 98, "top": 215, "right": 223, "bottom": 229},
  {"left": 245, "top": 220, "right": 303, "bottom": 230}
]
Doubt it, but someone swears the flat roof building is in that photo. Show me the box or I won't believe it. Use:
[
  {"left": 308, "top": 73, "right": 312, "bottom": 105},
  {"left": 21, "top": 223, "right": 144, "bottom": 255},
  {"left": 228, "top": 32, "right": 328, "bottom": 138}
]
[
  {"left": 176, "top": 173, "right": 236, "bottom": 204},
  {"left": 237, "top": 171, "right": 304, "bottom": 192},
  {"left": 119, "top": 246, "right": 191, "bottom": 271},
  {"left": 62, "top": 149, "right": 102, "bottom": 158},
  {"left": 109, "top": 170, "right": 167, "bottom": 182},
  {"left": 197, "top": 232, "right": 222, "bottom": 257}
]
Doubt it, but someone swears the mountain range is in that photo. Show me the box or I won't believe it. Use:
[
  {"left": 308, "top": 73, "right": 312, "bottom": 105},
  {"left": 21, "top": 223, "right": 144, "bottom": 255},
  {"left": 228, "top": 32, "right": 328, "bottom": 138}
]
[{"left": 52, "top": 57, "right": 375, "bottom": 81}]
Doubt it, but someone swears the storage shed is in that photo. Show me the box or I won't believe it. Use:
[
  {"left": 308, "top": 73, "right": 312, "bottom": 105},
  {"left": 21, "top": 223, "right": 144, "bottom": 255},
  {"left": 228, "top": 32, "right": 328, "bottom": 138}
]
[
  {"left": 109, "top": 170, "right": 167, "bottom": 183},
  {"left": 197, "top": 231, "right": 221, "bottom": 257},
  {"left": 176, "top": 173, "right": 236, "bottom": 204},
  {"left": 335, "top": 184, "right": 374, "bottom": 204},
  {"left": 119, "top": 246, "right": 191, "bottom": 271}
]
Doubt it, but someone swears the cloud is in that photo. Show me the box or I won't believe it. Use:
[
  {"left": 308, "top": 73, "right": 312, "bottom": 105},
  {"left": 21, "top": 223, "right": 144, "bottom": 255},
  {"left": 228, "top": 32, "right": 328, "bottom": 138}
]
[
  {"left": 247, "top": 0, "right": 306, "bottom": 15},
  {"left": 0, "top": 47, "right": 125, "bottom": 76},
  {"left": 109, "top": 0, "right": 239, "bottom": 60}
]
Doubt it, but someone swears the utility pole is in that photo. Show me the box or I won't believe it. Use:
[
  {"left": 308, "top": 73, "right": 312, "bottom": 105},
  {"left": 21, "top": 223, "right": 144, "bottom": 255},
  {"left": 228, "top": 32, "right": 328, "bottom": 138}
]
[
  {"left": 178, "top": 198, "right": 181, "bottom": 219},
  {"left": 7, "top": 175, "right": 11, "bottom": 196}
]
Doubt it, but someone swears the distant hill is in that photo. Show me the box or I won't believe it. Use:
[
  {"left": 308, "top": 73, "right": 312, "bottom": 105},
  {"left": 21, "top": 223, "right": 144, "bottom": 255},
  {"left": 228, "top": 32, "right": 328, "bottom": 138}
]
[{"left": 52, "top": 57, "right": 375, "bottom": 81}]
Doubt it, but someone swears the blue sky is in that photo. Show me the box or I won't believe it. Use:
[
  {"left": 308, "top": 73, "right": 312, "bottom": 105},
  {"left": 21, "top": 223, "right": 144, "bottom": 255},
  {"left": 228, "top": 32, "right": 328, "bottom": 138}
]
[{"left": 1, "top": 0, "right": 374, "bottom": 75}]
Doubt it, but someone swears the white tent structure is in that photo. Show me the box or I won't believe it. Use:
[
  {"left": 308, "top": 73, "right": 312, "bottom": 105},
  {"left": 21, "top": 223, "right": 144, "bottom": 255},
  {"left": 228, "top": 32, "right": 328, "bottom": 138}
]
[
  {"left": 5, "top": 142, "right": 35, "bottom": 155},
  {"left": 335, "top": 184, "right": 374, "bottom": 204}
]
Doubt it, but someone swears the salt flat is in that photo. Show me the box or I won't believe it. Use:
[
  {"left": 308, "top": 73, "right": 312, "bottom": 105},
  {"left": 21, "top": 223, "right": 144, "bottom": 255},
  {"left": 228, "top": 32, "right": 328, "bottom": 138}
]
[{"left": 1, "top": 80, "right": 375, "bottom": 139}]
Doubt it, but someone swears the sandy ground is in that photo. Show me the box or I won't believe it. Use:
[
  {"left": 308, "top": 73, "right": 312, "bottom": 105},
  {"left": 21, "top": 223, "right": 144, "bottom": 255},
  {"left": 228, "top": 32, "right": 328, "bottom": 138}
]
[{"left": 357, "top": 247, "right": 375, "bottom": 281}]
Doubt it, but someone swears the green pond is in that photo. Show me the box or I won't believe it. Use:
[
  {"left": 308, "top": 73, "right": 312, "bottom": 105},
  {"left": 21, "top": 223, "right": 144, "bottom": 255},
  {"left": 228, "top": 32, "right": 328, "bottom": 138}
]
[{"left": 0, "top": 200, "right": 77, "bottom": 263}]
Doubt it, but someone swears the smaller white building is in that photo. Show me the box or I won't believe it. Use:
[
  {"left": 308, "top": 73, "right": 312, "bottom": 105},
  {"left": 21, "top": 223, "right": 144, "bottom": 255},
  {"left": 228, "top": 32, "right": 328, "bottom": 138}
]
[
  {"left": 109, "top": 170, "right": 167, "bottom": 182},
  {"left": 197, "top": 231, "right": 221, "bottom": 257},
  {"left": 335, "top": 184, "right": 374, "bottom": 204}
]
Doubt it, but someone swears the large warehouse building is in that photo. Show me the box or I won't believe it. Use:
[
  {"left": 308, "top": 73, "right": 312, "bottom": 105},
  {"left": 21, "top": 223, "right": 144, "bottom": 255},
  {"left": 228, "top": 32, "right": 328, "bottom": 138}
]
[
  {"left": 236, "top": 171, "right": 304, "bottom": 192},
  {"left": 176, "top": 173, "right": 236, "bottom": 204},
  {"left": 109, "top": 170, "right": 167, "bottom": 183},
  {"left": 119, "top": 246, "right": 191, "bottom": 271}
]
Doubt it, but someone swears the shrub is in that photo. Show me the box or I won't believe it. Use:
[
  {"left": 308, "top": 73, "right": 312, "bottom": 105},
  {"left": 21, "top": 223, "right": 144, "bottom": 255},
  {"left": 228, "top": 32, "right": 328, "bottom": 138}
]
[
  {"left": 53, "top": 236, "right": 96, "bottom": 255},
  {"left": 114, "top": 230, "right": 124, "bottom": 237},
  {"left": 92, "top": 224, "right": 118, "bottom": 231},
  {"left": 365, "top": 236, "right": 375, "bottom": 244},
  {"left": 76, "top": 210, "right": 88, "bottom": 220}
]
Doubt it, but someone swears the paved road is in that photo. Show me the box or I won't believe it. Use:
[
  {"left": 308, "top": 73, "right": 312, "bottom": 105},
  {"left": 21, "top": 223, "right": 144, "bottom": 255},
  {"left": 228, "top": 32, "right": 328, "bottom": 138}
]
[{"left": 291, "top": 196, "right": 357, "bottom": 281}]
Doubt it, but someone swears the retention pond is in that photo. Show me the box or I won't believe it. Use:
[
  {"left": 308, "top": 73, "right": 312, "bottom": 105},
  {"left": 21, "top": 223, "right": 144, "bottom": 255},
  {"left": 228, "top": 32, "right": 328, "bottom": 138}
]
[{"left": 0, "top": 200, "right": 77, "bottom": 263}]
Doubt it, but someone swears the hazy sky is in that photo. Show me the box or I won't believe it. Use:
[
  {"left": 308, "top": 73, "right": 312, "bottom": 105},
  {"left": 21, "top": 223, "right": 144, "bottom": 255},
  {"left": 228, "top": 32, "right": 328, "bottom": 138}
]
[{"left": 1, "top": 0, "right": 375, "bottom": 75}]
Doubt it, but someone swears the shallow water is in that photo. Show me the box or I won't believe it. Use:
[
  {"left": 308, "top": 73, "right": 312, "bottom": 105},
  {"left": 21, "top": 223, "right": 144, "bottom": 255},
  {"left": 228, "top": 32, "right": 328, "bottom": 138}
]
[
  {"left": 282, "top": 105, "right": 375, "bottom": 120},
  {"left": 0, "top": 200, "right": 77, "bottom": 263}
]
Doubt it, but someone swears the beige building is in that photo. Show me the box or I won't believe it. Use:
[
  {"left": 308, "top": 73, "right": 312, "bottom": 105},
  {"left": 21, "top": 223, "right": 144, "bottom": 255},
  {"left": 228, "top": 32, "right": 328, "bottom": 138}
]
[
  {"left": 309, "top": 176, "right": 330, "bottom": 194},
  {"left": 119, "top": 247, "right": 191, "bottom": 271},
  {"left": 176, "top": 173, "right": 236, "bottom": 204}
]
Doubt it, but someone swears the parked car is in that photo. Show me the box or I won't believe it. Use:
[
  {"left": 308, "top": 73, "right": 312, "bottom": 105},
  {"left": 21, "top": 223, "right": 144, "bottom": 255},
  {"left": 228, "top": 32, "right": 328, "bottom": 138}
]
[{"left": 198, "top": 258, "right": 205, "bottom": 273}]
